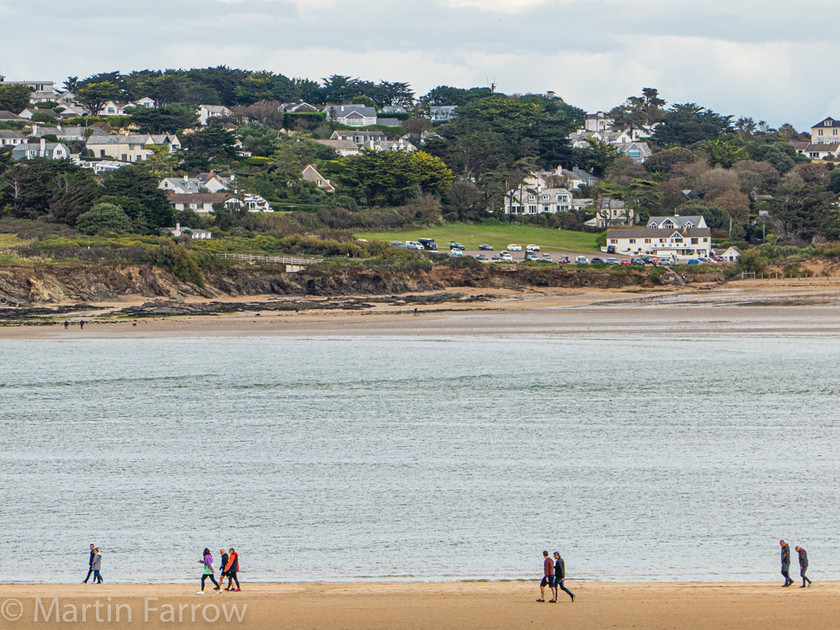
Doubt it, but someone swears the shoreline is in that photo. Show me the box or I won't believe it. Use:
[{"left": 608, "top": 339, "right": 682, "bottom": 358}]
[
  {"left": 1, "top": 581, "right": 835, "bottom": 629},
  {"left": 4, "top": 280, "right": 840, "bottom": 338}
]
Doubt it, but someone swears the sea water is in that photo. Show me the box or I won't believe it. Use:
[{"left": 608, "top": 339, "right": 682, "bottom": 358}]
[{"left": 1, "top": 334, "right": 838, "bottom": 583}]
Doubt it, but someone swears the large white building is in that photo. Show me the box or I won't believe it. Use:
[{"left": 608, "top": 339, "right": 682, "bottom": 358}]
[{"left": 606, "top": 215, "right": 712, "bottom": 260}]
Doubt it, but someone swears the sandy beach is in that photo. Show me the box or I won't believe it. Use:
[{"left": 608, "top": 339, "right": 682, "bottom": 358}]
[
  {"left": 0, "top": 581, "right": 836, "bottom": 629},
  {"left": 4, "top": 278, "right": 840, "bottom": 339}
]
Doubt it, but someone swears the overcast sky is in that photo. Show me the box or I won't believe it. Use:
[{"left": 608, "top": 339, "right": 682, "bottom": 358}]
[{"left": 0, "top": 0, "right": 835, "bottom": 130}]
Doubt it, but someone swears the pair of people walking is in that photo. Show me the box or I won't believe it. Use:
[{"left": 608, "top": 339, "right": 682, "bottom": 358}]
[
  {"left": 82, "top": 544, "right": 103, "bottom": 584},
  {"left": 537, "top": 550, "right": 574, "bottom": 603},
  {"left": 197, "top": 547, "right": 241, "bottom": 594},
  {"left": 780, "top": 540, "right": 812, "bottom": 588}
]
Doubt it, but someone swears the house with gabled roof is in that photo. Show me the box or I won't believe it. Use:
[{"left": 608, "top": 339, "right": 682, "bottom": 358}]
[
  {"left": 647, "top": 215, "right": 707, "bottom": 230},
  {"left": 607, "top": 214, "right": 712, "bottom": 259},
  {"left": 86, "top": 133, "right": 181, "bottom": 163},
  {"left": 301, "top": 164, "right": 335, "bottom": 193},
  {"left": 0, "top": 130, "right": 26, "bottom": 147},
  {"left": 810, "top": 117, "right": 840, "bottom": 144},
  {"left": 315, "top": 139, "right": 361, "bottom": 157},
  {"left": 198, "top": 104, "right": 233, "bottom": 125},
  {"left": 324, "top": 104, "right": 377, "bottom": 127},
  {"left": 11, "top": 139, "right": 70, "bottom": 161},
  {"left": 792, "top": 141, "right": 840, "bottom": 160},
  {"left": 0, "top": 110, "right": 24, "bottom": 121}
]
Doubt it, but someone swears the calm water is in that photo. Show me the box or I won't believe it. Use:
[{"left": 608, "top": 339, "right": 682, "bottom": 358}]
[{"left": 1, "top": 333, "right": 839, "bottom": 583}]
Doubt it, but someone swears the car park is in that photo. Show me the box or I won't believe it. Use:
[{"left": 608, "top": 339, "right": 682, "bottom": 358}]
[
  {"left": 525, "top": 244, "right": 540, "bottom": 252},
  {"left": 590, "top": 257, "right": 606, "bottom": 265},
  {"left": 475, "top": 253, "right": 488, "bottom": 260},
  {"left": 574, "top": 256, "right": 589, "bottom": 264},
  {"left": 507, "top": 244, "right": 522, "bottom": 251},
  {"left": 479, "top": 244, "right": 494, "bottom": 251}
]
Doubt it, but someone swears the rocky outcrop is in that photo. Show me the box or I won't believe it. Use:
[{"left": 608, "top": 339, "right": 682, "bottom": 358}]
[{"left": 0, "top": 262, "right": 679, "bottom": 306}]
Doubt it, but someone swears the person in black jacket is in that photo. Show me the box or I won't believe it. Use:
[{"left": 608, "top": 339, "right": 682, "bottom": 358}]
[
  {"left": 795, "top": 546, "right": 812, "bottom": 588},
  {"left": 216, "top": 549, "right": 228, "bottom": 591},
  {"left": 551, "top": 552, "right": 575, "bottom": 602},
  {"left": 82, "top": 544, "right": 95, "bottom": 583},
  {"left": 780, "top": 540, "right": 793, "bottom": 587}
]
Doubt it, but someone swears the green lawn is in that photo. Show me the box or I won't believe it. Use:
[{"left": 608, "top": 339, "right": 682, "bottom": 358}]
[{"left": 355, "top": 223, "right": 601, "bottom": 252}]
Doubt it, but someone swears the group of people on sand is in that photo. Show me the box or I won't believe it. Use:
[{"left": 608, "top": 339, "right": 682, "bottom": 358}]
[
  {"left": 780, "top": 540, "right": 812, "bottom": 588},
  {"left": 537, "top": 550, "right": 574, "bottom": 603},
  {"left": 82, "top": 544, "right": 103, "bottom": 584},
  {"left": 197, "top": 547, "right": 241, "bottom": 594}
]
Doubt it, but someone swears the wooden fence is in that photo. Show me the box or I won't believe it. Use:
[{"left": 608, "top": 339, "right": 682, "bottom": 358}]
[{"left": 215, "top": 252, "right": 323, "bottom": 266}]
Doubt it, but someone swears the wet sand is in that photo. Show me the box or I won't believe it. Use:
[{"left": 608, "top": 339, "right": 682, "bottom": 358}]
[
  {"left": 0, "top": 581, "right": 834, "bottom": 629},
  {"left": 4, "top": 279, "right": 840, "bottom": 338}
]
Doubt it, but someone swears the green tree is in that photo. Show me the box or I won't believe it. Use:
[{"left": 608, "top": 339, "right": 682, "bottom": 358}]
[
  {"left": 0, "top": 159, "right": 98, "bottom": 224},
  {"left": 579, "top": 138, "right": 618, "bottom": 177},
  {"left": 702, "top": 138, "right": 748, "bottom": 168},
  {"left": 75, "top": 202, "right": 134, "bottom": 235},
  {"left": 0, "top": 84, "right": 33, "bottom": 114},
  {"left": 762, "top": 184, "right": 840, "bottom": 242},
  {"left": 100, "top": 164, "right": 173, "bottom": 232},
  {"left": 180, "top": 119, "right": 238, "bottom": 165},
  {"left": 651, "top": 103, "right": 732, "bottom": 147},
  {"left": 124, "top": 103, "right": 198, "bottom": 133},
  {"left": 76, "top": 81, "right": 121, "bottom": 116}
]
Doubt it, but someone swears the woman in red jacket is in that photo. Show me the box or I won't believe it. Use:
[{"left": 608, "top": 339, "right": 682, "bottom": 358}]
[{"left": 224, "top": 548, "right": 240, "bottom": 591}]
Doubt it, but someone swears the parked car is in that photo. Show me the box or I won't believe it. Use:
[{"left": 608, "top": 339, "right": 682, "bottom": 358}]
[
  {"left": 556, "top": 256, "right": 570, "bottom": 264},
  {"left": 525, "top": 253, "right": 540, "bottom": 261},
  {"left": 656, "top": 257, "right": 674, "bottom": 265},
  {"left": 491, "top": 254, "right": 501, "bottom": 260},
  {"left": 620, "top": 259, "right": 632, "bottom": 265},
  {"left": 501, "top": 253, "right": 513, "bottom": 261},
  {"left": 687, "top": 258, "right": 700, "bottom": 264},
  {"left": 418, "top": 238, "right": 438, "bottom": 251},
  {"left": 525, "top": 244, "right": 540, "bottom": 252},
  {"left": 630, "top": 258, "right": 646, "bottom": 266},
  {"left": 541, "top": 253, "right": 552, "bottom": 262},
  {"left": 574, "top": 256, "right": 589, "bottom": 264},
  {"left": 507, "top": 244, "right": 522, "bottom": 251},
  {"left": 479, "top": 244, "right": 494, "bottom": 251},
  {"left": 390, "top": 241, "right": 406, "bottom": 248},
  {"left": 449, "top": 241, "right": 466, "bottom": 250},
  {"left": 641, "top": 255, "right": 656, "bottom": 264},
  {"left": 450, "top": 249, "right": 463, "bottom": 256},
  {"left": 475, "top": 253, "right": 488, "bottom": 260},
  {"left": 590, "top": 257, "right": 606, "bottom": 265},
  {"left": 405, "top": 241, "right": 425, "bottom": 250},
  {"left": 605, "top": 258, "right": 619, "bottom": 265}
]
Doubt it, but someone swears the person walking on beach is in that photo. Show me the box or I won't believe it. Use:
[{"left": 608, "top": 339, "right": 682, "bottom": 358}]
[
  {"left": 796, "top": 546, "right": 812, "bottom": 588},
  {"left": 83, "top": 544, "right": 95, "bottom": 583},
  {"left": 224, "top": 548, "right": 240, "bottom": 591},
  {"left": 197, "top": 548, "right": 219, "bottom": 594},
  {"left": 552, "top": 551, "right": 575, "bottom": 602},
  {"left": 91, "top": 548, "right": 103, "bottom": 584},
  {"left": 218, "top": 548, "right": 229, "bottom": 591},
  {"left": 537, "top": 550, "right": 554, "bottom": 602},
  {"left": 780, "top": 540, "right": 793, "bottom": 587}
]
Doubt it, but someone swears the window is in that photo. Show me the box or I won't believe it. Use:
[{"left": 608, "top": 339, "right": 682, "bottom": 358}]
[
  {"left": 528, "top": 205, "right": 537, "bottom": 213},
  {"left": 628, "top": 150, "right": 640, "bottom": 157},
  {"left": 629, "top": 239, "right": 636, "bottom": 244},
  {"left": 819, "top": 130, "right": 824, "bottom": 136},
  {"left": 645, "top": 239, "right": 651, "bottom": 244},
  {"left": 691, "top": 238, "right": 698, "bottom": 244}
]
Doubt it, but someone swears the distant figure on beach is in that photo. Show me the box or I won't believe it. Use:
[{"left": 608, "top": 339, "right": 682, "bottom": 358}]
[
  {"left": 780, "top": 540, "right": 793, "bottom": 587},
  {"left": 552, "top": 551, "right": 575, "bottom": 602},
  {"left": 224, "top": 548, "right": 240, "bottom": 591},
  {"left": 91, "top": 548, "right": 103, "bottom": 584},
  {"left": 537, "top": 550, "right": 554, "bottom": 602},
  {"left": 64, "top": 320, "right": 69, "bottom": 330},
  {"left": 218, "top": 548, "right": 229, "bottom": 590},
  {"left": 197, "top": 548, "right": 219, "bottom": 594},
  {"left": 83, "top": 543, "right": 95, "bottom": 583},
  {"left": 79, "top": 320, "right": 85, "bottom": 330},
  {"left": 795, "top": 546, "right": 812, "bottom": 588},
  {"left": 414, "top": 307, "right": 418, "bottom": 316}
]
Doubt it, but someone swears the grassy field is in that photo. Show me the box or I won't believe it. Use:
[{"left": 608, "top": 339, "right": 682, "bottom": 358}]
[
  {"left": 354, "top": 223, "right": 601, "bottom": 252},
  {"left": 0, "top": 234, "right": 27, "bottom": 249}
]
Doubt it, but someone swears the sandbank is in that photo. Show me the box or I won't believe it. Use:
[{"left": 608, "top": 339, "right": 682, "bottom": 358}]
[
  {"left": 5, "top": 278, "right": 840, "bottom": 339},
  {"left": 0, "top": 581, "right": 835, "bottom": 629}
]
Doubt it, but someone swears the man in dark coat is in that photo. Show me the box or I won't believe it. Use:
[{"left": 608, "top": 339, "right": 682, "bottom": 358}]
[
  {"left": 795, "top": 546, "right": 812, "bottom": 588},
  {"left": 780, "top": 540, "right": 793, "bottom": 587},
  {"left": 552, "top": 552, "right": 575, "bottom": 602},
  {"left": 83, "top": 544, "right": 95, "bottom": 583}
]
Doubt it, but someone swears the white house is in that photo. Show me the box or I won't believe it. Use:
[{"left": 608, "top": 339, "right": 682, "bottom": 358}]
[
  {"left": 584, "top": 111, "right": 613, "bottom": 132},
  {"left": 242, "top": 193, "right": 272, "bottom": 212},
  {"left": 606, "top": 215, "right": 712, "bottom": 259},
  {"left": 86, "top": 133, "right": 180, "bottom": 162},
  {"left": 315, "top": 139, "right": 361, "bottom": 157},
  {"left": 301, "top": 164, "right": 335, "bottom": 193},
  {"left": 100, "top": 101, "right": 125, "bottom": 116},
  {"left": 198, "top": 104, "right": 233, "bottom": 125},
  {"left": 810, "top": 118, "right": 840, "bottom": 144},
  {"left": 585, "top": 198, "right": 634, "bottom": 228},
  {"left": 11, "top": 139, "right": 70, "bottom": 161},
  {"left": 130, "top": 97, "right": 157, "bottom": 109},
  {"left": 791, "top": 142, "right": 840, "bottom": 160},
  {"left": 0, "top": 130, "right": 26, "bottom": 147},
  {"left": 324, "top": 105, "right": 377, "bottom": 127},
  {"left": 428, "top": 105, "right": 457, "bottom": 122},
  {"left": 166, "top": 192, "right": 241, "bottom": 213},
  {"left": 714, "top": 246, "right": 741, "bottom": 262},
  {"left": 504, "top": 182, "right": 573, "bottom": 215},
  {"left": 159, "top": 174, "right": 231, "bottom": 194},
  {"left": 615, "top": 141, "right": 652, "bottom": 163}
]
